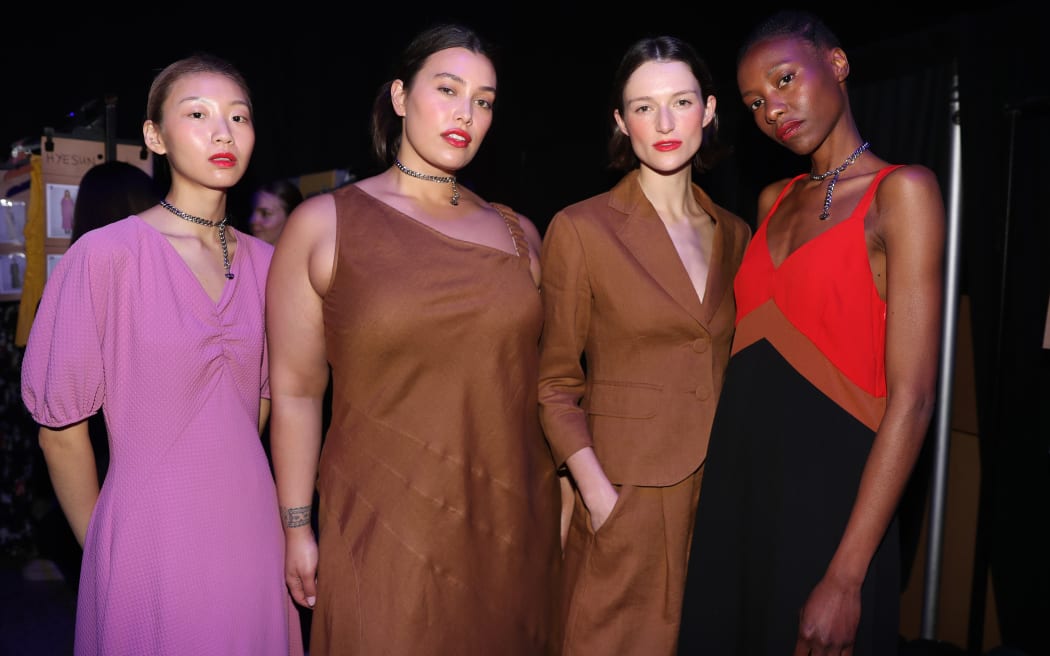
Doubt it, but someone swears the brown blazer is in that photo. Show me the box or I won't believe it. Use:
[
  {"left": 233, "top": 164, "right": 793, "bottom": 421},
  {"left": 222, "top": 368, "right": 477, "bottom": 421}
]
[{"left": 538, "top": 170, "right": 751, "bottom": 487}]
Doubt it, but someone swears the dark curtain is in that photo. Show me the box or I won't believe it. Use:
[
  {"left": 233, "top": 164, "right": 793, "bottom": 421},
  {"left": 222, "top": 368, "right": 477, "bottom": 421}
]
[
  {"left": 955, "top": 9, "right": 1050, "bottom": 656},
  {"left": 848, "top": 8, "right": 1048, "bottom": 656}
]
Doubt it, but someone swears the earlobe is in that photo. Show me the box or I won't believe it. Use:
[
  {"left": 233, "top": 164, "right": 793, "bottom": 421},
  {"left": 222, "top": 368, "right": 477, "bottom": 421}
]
[
  {"left": 831, "top": 48, "right": 850, "bottom": 82},
  {"left": 142, "top": 121, "right": 166, "bottom": 155},
  {"left": 703, "top": 96, "right": 717, "bottom": 128},
  {"left": 391, "top": 80, "right": 407, "bottom": 118},
  {"left": 613, "top": 109, "right": 629, "bottom": 137}
]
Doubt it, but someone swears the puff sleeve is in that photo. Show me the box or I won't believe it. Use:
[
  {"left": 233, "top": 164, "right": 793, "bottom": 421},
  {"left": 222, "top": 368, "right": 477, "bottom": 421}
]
[{"left": 21, "top": 241, "right": 106, "bottom": 427}]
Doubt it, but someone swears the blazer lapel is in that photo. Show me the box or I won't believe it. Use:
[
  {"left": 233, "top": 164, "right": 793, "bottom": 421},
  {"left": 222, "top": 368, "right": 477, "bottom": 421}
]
[
  {"left": 694, "top": 189, "right": 732, "bottom": 325},
  {"left": 612, "top": 172, "right": 707, "bottom": 326}
]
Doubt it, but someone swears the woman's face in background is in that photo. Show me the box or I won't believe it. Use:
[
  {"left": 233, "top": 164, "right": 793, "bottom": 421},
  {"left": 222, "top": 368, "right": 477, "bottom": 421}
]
[{"left": 249, "top": 190, "right": 289, "bottom": 244}]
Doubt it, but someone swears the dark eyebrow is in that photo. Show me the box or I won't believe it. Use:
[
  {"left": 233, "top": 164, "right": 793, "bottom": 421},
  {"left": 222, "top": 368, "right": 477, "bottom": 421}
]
[
  {"left": 625, "top": 89, "right": 699, "bottom": 104},
  {"left": 433, "top": 71, "right": 496, "bottom": 95}
]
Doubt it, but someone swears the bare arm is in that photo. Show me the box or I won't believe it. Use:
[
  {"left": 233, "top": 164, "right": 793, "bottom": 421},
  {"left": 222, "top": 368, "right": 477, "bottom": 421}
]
[
  {"left": 38, "top": 421, "right": 99, "bottom": 548},
  {"left": 267, "top": 192, "right": 337, "bottom": 608},
  {"left": 797, "top": 165, "right": 946, "bottom": 654}
]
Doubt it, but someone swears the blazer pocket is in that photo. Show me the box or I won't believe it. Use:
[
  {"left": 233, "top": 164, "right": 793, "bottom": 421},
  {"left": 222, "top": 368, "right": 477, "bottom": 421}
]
[{"left": 585, "top": 380, "right": 661, "bottom": 419}]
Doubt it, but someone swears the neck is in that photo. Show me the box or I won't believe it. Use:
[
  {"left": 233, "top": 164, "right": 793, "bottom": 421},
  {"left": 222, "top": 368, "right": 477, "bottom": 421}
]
[
  {"left": 809, "top": 140, "right": 871, "bottom": 221},
  {"left": 164, "top": 188, "right": 227, "bottom": 224},
  {"left": 637, "top": 166, "right": 698, "bottom": 220},
  {"left": 159, "top": 199, "right": 234, "bottom": 279},
  {"left": 393, "top": 158, "right": 460, "bottom": 206},
  {"left": 810, "top": 134, "right": 866, "bottom": 173}
]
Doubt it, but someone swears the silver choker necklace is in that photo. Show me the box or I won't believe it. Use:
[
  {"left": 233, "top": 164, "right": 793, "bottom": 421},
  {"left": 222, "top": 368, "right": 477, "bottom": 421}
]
[
  {"left": 160, "top": 200, "right": 233, "bottom": 279},
  {"left": 810, "top": 141, "right": 870, "bottom": 221},
  {"left": 394, "top": 159, "right": 459, "bottom": 206}
]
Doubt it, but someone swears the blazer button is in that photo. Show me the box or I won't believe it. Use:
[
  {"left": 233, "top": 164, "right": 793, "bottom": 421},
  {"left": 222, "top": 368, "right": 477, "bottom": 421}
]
[
  {"left": 695, "top": 387, "right": 711, "bottom": 401},
  {"left": 692, "top": 337, "right": 709, "bottom": 353}
]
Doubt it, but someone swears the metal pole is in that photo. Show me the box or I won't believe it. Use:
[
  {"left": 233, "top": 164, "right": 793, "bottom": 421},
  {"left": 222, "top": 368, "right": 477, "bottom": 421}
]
[{"left": 921, "top": 65, "right": 963, "bottom": 639}]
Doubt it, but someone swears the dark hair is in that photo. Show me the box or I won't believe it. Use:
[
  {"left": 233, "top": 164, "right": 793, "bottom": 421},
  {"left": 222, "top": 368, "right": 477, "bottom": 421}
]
[
  {"left": 71, "top": 161, "right": 160, "bottom": 243},
  {"left": 608, "top": 35, "right": 728, "bottom": 173},
  {"left": 253, "top": 178, "right": 304, "bottom": 215},
  {"left": 737, "top": 10, "right": 842, "bottom": 66},
  {"left": 370, "top": 23, "right": 496, "bottom": 166},
  {"left": 146, "top": 52, "right": 252, "bottom": 124}
]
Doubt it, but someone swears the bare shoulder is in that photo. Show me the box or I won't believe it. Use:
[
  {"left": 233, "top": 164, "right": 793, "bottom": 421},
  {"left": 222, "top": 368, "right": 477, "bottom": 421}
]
[
  {"left": 518, "top": 211, "right": 544, "bottom": 286},
  {"left": 876, "top": 164, "right": 945, "bottom": 229},
  {"left": 489, "top": 203, "right": 543, "bottom": 285},
  {"left": 880, "top": 163, "right": 942, "bottom": 197},
  {"left": 282, "top": 191, "right": 337, "bottom": 242},
  {"left": 756, "top": 177, "right": 794, "bottom": 225},
  {"left": 873, "top": 164, "right": 946, "bottom": 257},
  {"left": 514, "top": 211, "right": 543, "bottom": 254},
  {"left": 289, "top": 191, "right": 337, "bottom": 223},
  {"left": 489, "top": 202, "right": 540, "bottom": 251},
  {"left": 273, "top": 190, "right": 338, "bottom": 277}
]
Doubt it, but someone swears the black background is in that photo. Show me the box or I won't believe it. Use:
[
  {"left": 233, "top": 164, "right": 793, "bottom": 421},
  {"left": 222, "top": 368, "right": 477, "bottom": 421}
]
[{"left": 4, "top": 4, "right": 982, "bottom": 230}]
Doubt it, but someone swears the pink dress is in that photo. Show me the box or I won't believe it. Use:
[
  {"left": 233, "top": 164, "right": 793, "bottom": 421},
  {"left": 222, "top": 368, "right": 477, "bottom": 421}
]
[{"left": 22, "top": 216, "right": 302, "bottom": 656}]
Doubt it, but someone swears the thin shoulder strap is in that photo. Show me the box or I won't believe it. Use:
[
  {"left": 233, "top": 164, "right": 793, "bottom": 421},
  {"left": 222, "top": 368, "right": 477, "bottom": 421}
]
[
  {"left": 845, "top": 164, "right": 905, "bottom": 221},
  {"left": 766, "top": 166, "right": 906, "bottom": 225},
  {"left": 765, "top": 174, "right": 809, "bottom": 223},
  {"left": 490, "top": 202, "right": 529, "bottom": 263}
]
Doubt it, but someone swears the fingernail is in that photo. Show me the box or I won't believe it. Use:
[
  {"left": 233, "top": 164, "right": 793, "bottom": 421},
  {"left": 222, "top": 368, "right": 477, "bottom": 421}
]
[{"left": 307, "top": 596, "right": 316, "bottom": 607}]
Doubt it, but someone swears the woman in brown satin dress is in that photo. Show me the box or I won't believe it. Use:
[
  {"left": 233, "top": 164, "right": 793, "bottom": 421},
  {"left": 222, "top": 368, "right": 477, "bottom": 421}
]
[{"left": 266, "top": 22, "right": 562, "bottom": 656}]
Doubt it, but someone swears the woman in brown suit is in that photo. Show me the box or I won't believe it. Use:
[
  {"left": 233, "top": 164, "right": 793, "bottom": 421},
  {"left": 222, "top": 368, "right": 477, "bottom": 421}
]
[{"left": 537, "top": 36, "right": 751, "bottom": 656}]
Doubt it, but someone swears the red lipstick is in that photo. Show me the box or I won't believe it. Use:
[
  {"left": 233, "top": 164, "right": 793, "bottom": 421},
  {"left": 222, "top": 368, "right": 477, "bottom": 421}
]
[
  {"left": 442, "top": 129, "right": 471, "bottom": 148},
  {"left": 653, "top": 140, "right": 682, "bottom": 152},
  {"left": 775, "top": 121, "right": 802, "bottom": 141},
  {"left": 210, "top": 152, "right": 237, "bottom": 167}
]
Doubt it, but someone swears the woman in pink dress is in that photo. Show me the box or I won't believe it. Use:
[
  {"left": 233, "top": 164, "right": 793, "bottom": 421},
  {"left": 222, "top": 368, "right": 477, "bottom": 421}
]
[{"left": 21, "top": 53, "right": 303, "bottom": 656}]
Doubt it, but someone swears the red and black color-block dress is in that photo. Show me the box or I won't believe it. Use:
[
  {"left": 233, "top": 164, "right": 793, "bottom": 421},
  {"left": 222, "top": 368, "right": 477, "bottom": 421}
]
[{"left": 677, "top": 166, "right": 905, "bottom": 656}]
